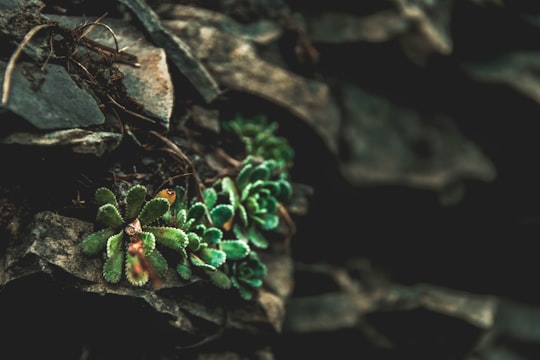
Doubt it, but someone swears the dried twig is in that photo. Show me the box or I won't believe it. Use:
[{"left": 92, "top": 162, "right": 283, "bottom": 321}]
[
  {"left": 77, "top": 12, "right": 110, "bottom": 39},
  {"left": 153, "top": 173, "right": 193, "bottom": 198},
  {"left": 2, "top": 24, "right": 55, "bottom": 105},
  {"left": 41, "top": 32, "right": 55, "bottom": 71},
  {"left": 74, "top": 14, "right": 140, "bottom": 67},
  {"left": 149, "top": 131, "right": 209, "bottom": 221},
  {"left": 106, "top": 94, "right": 156, "bottom": 123}
]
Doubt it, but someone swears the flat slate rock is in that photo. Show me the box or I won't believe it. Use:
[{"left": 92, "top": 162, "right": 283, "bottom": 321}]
[{"left": 0, "top": 61, "right": 105, "bottom": 130}]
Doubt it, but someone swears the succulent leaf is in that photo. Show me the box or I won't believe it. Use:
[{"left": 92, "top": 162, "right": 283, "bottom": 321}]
[
  {"left": 173, "top": 185, "right": 186, "bottom": 203},
  {"left": 187, "top": 232, "right": 202, "bottom": 251},
  {"left": 253, "top": 213, "right": 279, "bottom": 231},
  {"left": 220, "top": 240, "right": 250, "bottom": 260},
  {"left": 198, "top": 248, "right": 227, "bottom": 268},
  {"left": 240, "top": 182, "right": 253, "bottom": 202},
  {"left": 146, "top": 250, "right": 168, "bottom": 278},
  {"left": 161, "top": 211, "right": 173, "bottom": 225},
  {"left": 138, "top": 198, "right": 170, "bottom": 225},
  {"left": 191, "top": 223, "right": 206, "bottom": 234},
  {"left": 232, "top": 224, "right": 249, "bottom": 243},
  {"left": 245, "top": 196, "right": 259, "bottom": 213},
  {"left": 189, "top": 253, "right": 217, "bottom": 271},
  {"left": 277, "top": 179, "right": 292, "bottom": 200},
  {"left": 176, "top": 209, "right": 187, "bottom": 229},
  {"left": 210, "top": 204, "right": 234, "bottom": 228},
  {"left": 106, "top": 231, "right": 124, "bottom": 258},
  {"left": 234, "top": 280, "right": 255, "bottom": 301},
  {"left": 96, "top": 203, "right": 124, "bottom": 229},
  {"left": 239, "top": 276, "right": 263, "bottom": 288},
  {"left": 187, "top": 202, "right": 206, "bottom": 223},
  {"left": 263, "top": 159, "right": 278, "bottom": 175},
  {"left": 139, "top": 231, "right": 156, "bottom": 255},
  {"left": 95, "top": 187, "right": 118, "bottom": 208},
  {"left": 176, "top": 257, "right": 192, "bottom": 280},
  {"left": 202, "top": 227, "right": 222, "bottom": 245},
  {"left": 265, "top": 196, "right": 278, "bottom": 213},
  {"left": 125, "top": 184, "right": 147, "bottom": 220},
  {"left": 238, "top": 204, "right": 248, "bottom": 227},
  {"left": 103, "top": 249, "right": 123, "bottom": 283},
  {"left": 125, "top": 253, "right": 149, "bottom": 286},
  {"left": 247, "top": 225, "right": 269, "bottom": 249},
  {"left": 221, "top": 177, "right": 239, "bottom": 209},
  {"left": 144, "top": 226, "right": 188, "bottom": 251},
  {"left": 207, "top": 270, "right": 232, "bottom": 289},
  {"left": 184, "top": 218, "right": 196, "bottom": 231},
  {"left": 251, "top": 164, "right": 270, "bottom": 182},
  {"left": 236, "top": 162, "right": 254, "bottom": 190},
  {"left": 264, "top": 182, "right": 281, "bottom": 197},
  {"left": 247, "top": 180, "right": 265, "bottom": 196},
  {"left": 203, "top": 187, "right": 218, "bottom": 209},
  {"left": 82, "top": 228, "right": 116, "bottom": 255}
]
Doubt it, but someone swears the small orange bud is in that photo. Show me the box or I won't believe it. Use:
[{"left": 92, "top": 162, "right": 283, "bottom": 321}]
[
  {"left": 155, "top": 188, "right": 176, "bottom": 205},
  {"left": 223, "top": 217, "right": 234, "bottom": 232}
]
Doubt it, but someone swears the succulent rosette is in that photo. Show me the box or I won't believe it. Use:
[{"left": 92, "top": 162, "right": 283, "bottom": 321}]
[
  {"left": 224, "top": 251, "right": 267, "bottom": 301},
  {"left": 82, "top": 184, "right": 187, "bottom": 287}
]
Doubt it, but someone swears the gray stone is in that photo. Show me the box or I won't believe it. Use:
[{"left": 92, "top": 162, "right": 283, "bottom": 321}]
[
  {"left": 0, "top": 61, "right": 105, "bottom": 130},
  {"left": 2, "top": 211, "right": 288, "bottom": 338},
  {"left": 164, "top": 18, "right": 340, "bottom": 155},
  {"left": 0, "top": 128, "right": 121, "bottom": 156},
  {"left": 47, "top": 15, "right": 175, "bottom": 130},
  {"left": 338, "top": 84, "right": 496, "bottom": 193}
]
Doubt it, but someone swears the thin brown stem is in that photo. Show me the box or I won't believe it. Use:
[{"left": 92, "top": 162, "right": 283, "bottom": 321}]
[
  {"left": 106, "top": 94, "right": 156, "bottom": 123},
  {"left": 153, "top": 173, "right": 193, "bottom": 197},
  {"left": 2, "top": 24, "right": 55, "bottom": 105}
]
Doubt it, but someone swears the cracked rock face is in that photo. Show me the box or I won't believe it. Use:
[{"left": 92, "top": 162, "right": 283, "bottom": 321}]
[
  {"left": 4, "top": 1, "right": 540, "bottom": 359},
  {"left": 1, "top": 210, "right": 291, "bottom": 357}
]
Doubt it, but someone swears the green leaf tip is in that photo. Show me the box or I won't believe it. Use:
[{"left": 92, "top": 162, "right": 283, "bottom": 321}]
[
  {"left": 198, "top": 248, "right": 227, "bottom": 268},
  {"left": 210, "top": 204, "right": 234, "bottom": 228},
  {"left": 103, "top": 250, "right": 123, "bottom": 284},
  {"left": 106, "top": 231, "right": 123, "bottom": 258},
  {"left": 82, "top": 228, "right": 116, "bottom": 255},
  {"left": 144, "top": 226, "right": 188, "bottom": 252},
  {"left": 147, "top": 250, "right": 168, "bottom": 278},
  {"left": 125, "top": 184, "right": 148, "bottom": 220},
  {"left": 202, "top": 227, "right": 222, "bottom": 245},
  {"left": 95, "top": 187, "right": 118, "bottom": 208},
  {"left": 187, "top": 202, "right": 206, "bottom": 223},
  {"left": 138, "top": 198, "right": 170, "bottom": 226},
  {"left": 220, "top": 240, "right": 250, "bottom": 260},
  {"left": 96, "top": 203, "right": 123, "bottom": 229},
  {"left": 207, "top": 270, "right": 232, "bottom": 289},
  {"left": 126, "top": 253, "right": 149, "bottom": 286}
]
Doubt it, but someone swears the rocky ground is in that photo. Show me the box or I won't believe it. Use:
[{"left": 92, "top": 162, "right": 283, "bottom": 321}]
[{"left": 2, "top": 1, "right": 540, "bottom": 359}]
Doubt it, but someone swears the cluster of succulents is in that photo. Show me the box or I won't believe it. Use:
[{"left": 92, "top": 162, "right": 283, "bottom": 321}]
[
  {"left": 222, "top": 113, "right": 295, "bottom": 169},
  {"left": 158, "top": 185, "right": 252, "bottom": 291},
  {"left": 81, "top": 115, "right": 295, "bottom": 301}
]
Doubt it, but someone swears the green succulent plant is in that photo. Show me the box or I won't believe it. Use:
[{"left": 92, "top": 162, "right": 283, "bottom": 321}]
[
  {"left": 81, "top": 184, "right": 188, "bottom": 287},
  {"left": 223, "top": 251, "right": 267, "bottom": 301},
  {"left": 159, "top": 185, "right": 251, "bottom": 289},
  {"left": 78, "top": 113, "right": 299, "bottom": 299},
  {"left": 212, "top": 157, "right": 293, "bottom": 249},
  {"left": 222, "top": 113, "right": 295, "bottom": 169}
]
